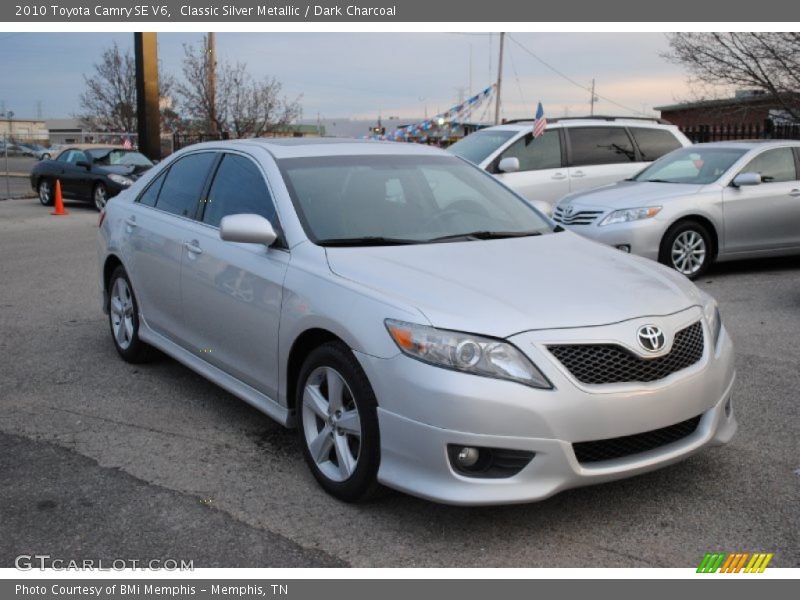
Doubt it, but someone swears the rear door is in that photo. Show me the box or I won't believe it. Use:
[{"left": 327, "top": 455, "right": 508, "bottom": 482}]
[
  {"left": 565, "top": 126, "right": 640, "bottom": 192},
  {"left": 179, "top": 152, "right": 289, "bottom": 399},
  {"left": 124, "top": 151, "right": 218, "bottom": 345},
  {"left": 722, "top": 147, "right": 800, "bottom": 253},
  {"left": 489, "top": 129, "right": 569, "bottom": 204}
]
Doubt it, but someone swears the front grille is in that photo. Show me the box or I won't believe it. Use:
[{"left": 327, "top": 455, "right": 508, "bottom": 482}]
[
  {"left": 548, "top": 321, "right": 704, "bottom": 384},
  {"left": 553, "top": 206, "right": 603, "bottom": 225},
  {"left": 573, "top": 415, "right": 702, "bottom": 464}
]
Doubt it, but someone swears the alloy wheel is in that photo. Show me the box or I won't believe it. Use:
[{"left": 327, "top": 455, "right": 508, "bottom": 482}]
[
  {"left": 110, "top": 277, "right": 135, "bottom": 351},
  {"left": 301, "top": 366, "right": 362, "bottom": 482},
  {"left": 670, "top": 230, "right": 706, "bottom": 276},
  {"left": 38, "top": 180, "right": 51, "bottom": 205},
  {"left": 94, "top": 184, "right": 108, "bottom": 211}
]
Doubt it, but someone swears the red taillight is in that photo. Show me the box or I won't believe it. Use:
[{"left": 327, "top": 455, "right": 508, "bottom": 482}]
[{"left": 98, "top": 209, "right": 106, "bottom": 228}]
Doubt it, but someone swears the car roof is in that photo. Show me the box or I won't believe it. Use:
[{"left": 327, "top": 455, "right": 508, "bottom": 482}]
[
  {"left": 484, "top": 118, "right": 677, "bottom": 133},
  {"left": 61, "top": 144, "right": 126, "bottom": 151},
  {"left": 182, "top": 138, "right": 449, "bottom": 159},
  {"left": 693, "top": 140, "right": 800, "bottom": 150}
]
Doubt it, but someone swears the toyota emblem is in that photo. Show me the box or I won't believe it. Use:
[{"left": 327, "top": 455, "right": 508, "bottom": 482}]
[{"left": 637, "top": 325, "right": 666, "bottom": 352}]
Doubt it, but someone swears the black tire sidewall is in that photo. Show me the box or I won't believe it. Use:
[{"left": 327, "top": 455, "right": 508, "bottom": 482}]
[
  {"left": 295, "top": 341, "right": 381, "bottom": 502},
  {"left": 659, "top": 221, "right": 713, "bottom": 280}
]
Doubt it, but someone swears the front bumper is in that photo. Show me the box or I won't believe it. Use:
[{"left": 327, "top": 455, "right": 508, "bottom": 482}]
[
  {"left": 356, "top": 307, "right": 736, "bottom": 505},
  {"left": 562, "top": 218, "right": 667, "bottom": 261}
]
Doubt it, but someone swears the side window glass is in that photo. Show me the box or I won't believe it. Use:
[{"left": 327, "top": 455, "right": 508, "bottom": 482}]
[
  {"left": 154, "top": 152, "right": 217, "bottom": 218},
  {"left": 630, "top": 128, "right": 683, "bottom": 161},
  {"left": 137, "top": 170, "right": 167, "bottom": 207},
  {"left": 568, "top": 127, "right": 636, "bottom": 166},
  {"left": 203, "top": 154, "right": 276, "bottom": 228},
  {"left": 499, "top": 130, "right": 561, "bottom": 171},
  {"left": 740, "top": 148, "right": 797, "bottom": 183}
]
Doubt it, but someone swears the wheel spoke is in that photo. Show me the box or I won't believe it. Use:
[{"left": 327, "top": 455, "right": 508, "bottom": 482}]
[
  {"left": 325, "top": 368, "right": 345, "bottom": 412},
  {"left": 334, "top": 435, "right": 356, "bottom": 478},
  {"left": 110, "top": 297, "right": 124, "bottom": 316},
  {"left": 114, "top": 319, "right": 127, "bottom": 344},
  {"left": 337, "top": 409, "right": 361, "bottom": 437},
  {"left": 123, "top": 317, "right": 134, "bottom": 342},
  {"left": 308, "top": 425, "right": 334, "bottom": 463},
  {"left": 303, "top": 385, "right": 329, "bottom": 419}
]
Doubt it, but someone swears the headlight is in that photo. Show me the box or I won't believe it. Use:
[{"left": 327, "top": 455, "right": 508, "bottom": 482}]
[
  {"left": 108, "top": 174, "right": 134, "bottom": 187},
  {"left": 702, "top": 296, "right": 722, "bottom": 347},
  {"left": 599, "top": 206, "right": 661, "bottom": 226},
  {"left": 385, "top": 319, "right": 552, "bottom": 389}
]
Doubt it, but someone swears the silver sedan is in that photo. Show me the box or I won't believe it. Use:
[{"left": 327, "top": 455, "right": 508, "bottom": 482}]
[
  {"left": 98, "top": 139, "right": 736, "bottom": 505},
  {"left": 554, "top": 141, "right": 800, "bottom": 278}
]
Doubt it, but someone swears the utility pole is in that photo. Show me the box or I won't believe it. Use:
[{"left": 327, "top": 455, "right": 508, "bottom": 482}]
[
  {"left": 208, "top": 32, "right": 217, "bottom": 135},
  {"left": 590, "top": 78, "right": 597, "bottom": 116},
  {"left": 493, "top": 32, "right": 505, "bottom": 125},
  {"left": 134, "top": 33, "right": 161, "bottom": 161}
]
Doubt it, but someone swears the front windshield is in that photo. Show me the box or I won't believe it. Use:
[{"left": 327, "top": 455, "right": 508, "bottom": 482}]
[
  {"left": 88, "top": 149, "right": 153, "bottom": 167},
  {"left": 632, "top": 146, "right": 747, "bottom": 185},
  {"left": 279, "top": 155, "right": 552, "bottom": 245},
  {"left": 447, "top": 130, "right": 517, "bottom": 164}
]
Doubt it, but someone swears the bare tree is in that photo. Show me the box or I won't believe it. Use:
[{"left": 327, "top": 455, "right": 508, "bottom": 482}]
[
  {"left": 665, "top": 33, "right": 800, "bottom": 122},
  {"left": 78, "top": 42, "right": 177, "bottom": 132},
  {"left": 78, "top": 42, "right": 137, "bottom": 132},
  {"left": 177, "top": 40, "right": 302, "bottom": 137}
]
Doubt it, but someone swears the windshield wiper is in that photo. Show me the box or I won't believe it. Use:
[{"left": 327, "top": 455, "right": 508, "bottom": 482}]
[
  {"left": 316, "top": 236, "right": 420, "bottom": 247},
  {"left": 641, "top": 178, "right": 678, "bottom": 184},
  {"left": 427, "top": 230, "right": 543, "bottom": 242}
]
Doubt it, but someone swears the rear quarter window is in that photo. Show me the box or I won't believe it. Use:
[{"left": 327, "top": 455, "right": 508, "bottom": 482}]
[{"left": 630, "top": 128, "right": 683, "bottom": 161}]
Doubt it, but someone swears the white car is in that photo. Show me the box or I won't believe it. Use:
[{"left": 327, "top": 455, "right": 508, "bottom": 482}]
[{"left": 448, "top": 117, "right": 691, "bottom": 206}]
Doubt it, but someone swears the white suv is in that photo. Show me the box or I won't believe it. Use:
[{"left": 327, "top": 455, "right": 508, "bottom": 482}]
[{"left": 448, "top": 117, "right": 691, "bottom": 206}]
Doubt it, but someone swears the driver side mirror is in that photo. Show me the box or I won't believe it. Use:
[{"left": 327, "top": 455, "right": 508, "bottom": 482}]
[
  {"left": 498, "top": 157, "right": 520, "bottom": 173},
  {"left": 220, "top": 213, "right": 277, "bottom": 247},
  {"left": 732, "top": 172, "right": 762, "bottom": 187},
  {"left": 76, "top": 160, "right": 92, "bottom": 170}
]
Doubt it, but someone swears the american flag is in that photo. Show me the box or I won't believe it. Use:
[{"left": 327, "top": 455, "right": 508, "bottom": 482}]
[
  {"left": 532, "top": 102, "right": 547, "bottom": 138},
  {"left": 122, "top": 135, "right": 132, "bottom": 149}
]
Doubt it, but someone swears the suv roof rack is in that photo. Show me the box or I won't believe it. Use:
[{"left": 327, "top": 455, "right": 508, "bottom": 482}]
[{"left": 503, "top": 115, "right": 671, "bottom": 125}]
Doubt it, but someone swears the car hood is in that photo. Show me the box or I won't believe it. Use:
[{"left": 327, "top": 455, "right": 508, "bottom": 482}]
[
  {"left": 325, "top": 231, "right": 702, "bottom": 338},
  {"left": 97, "top": 164, "right": 151, "bottom": 179},
  {"left": 558, "top": 181, "right": 707, "bottom": 210}
]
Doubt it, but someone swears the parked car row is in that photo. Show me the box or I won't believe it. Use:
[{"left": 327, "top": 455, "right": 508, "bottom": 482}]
[
  {"left": 98, "top": 138, "right": 737, "bottom": 505},
  {"left": 1, "top": 141, "right": 60, "bottom": 159}
]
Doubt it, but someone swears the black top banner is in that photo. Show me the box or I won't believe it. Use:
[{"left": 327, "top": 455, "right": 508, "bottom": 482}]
[{"left": 3, "top": 0, "right": 800, "bottom": 22}]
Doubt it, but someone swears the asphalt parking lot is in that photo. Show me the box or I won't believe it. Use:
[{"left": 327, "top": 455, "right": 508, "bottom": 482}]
[{"left": 1, "top": 197, "right": 798, "bottom": 568}]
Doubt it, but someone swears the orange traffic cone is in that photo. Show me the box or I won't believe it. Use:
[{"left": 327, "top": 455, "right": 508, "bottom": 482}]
[{"left": 51, "top": 179, "right": 68, "bottom": 216}]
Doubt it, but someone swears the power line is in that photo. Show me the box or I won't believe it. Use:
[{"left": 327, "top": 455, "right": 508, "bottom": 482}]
[
  {"left": 506, "top": 34, "right": 647, "bottom": 116},
  {"left": 506, "top": 42, "right": 528, "bottom": 111}
]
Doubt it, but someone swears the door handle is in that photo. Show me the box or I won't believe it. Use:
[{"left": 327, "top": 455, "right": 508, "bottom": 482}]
[
  {"left": 124, "top": 216, "right": 137, "bottom": 228},
  {"left": 571, "top": 170, "right": 586, "bottom": 178},
  {"left": 551, "top": 172, "right": 567, "bottom": 180},
  {"left": 184, "top": 241, "right": 203, "bottom": 255},
  {"left": 790, "top": 189, "right": 800, "bottom": 197}
]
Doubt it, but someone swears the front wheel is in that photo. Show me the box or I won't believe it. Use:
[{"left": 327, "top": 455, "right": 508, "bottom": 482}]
[
  {"left": 38, "top": 179, "right": 53, "bottom": 206},
  {"left": 659, "top": 221, "right": 713, "bottom": 280},
  {"left": 93, "top": 182, "right": 108, "bottom": 211},
  {"left": 296, "top": 341, "right": 381, "bottom": 502}
]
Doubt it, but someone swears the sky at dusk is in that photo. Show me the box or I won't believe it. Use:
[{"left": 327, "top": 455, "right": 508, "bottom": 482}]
[{"left": 0, "top": 32, "right": 700, "bottom": 122}]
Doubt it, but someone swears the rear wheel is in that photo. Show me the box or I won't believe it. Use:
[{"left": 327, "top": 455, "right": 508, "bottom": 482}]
[
  {"left": 108, "top": 266, "right": 156, "bottom": 363},
  {"left": 93, "top": 182, "right": 108, "bottom": 211},
  {"left": 659, "top": 220, "right": 713, "bottom": 280},
  {"left": 38, "top": 179, "right": 53, "bottom": 206},
  {"left": 296, "top": 341, "right": 381, "bottom": 502}
]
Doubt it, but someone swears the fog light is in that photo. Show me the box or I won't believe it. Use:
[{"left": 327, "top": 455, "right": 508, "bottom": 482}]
[
  {"left": 456, "top": 446, "right": 480, "bottom": 468},
  {"left": 616, "top": 244, "right": 631, "bottom": 253}
]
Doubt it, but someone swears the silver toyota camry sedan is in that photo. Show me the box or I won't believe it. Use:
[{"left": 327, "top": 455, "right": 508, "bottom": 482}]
[
  {"left": 98, "top": 139, "right": 736, "bottom": 505},
  {"left": 553, "top": 141, "right": 800, "bottom": 279}
]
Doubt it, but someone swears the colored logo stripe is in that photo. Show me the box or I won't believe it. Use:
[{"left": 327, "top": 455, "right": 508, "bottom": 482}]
[{"left": 697, "top": 552, "right": 773, "bottom": 573}]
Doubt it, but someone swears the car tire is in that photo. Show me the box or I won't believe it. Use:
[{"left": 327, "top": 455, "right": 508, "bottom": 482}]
[
  {"left": 93, "top": 182, "right": 108, "bottom": 211},
  {"left": 37, "top": 179, "right": 54, "bottom": 206},
  {"left": 107, "top": 266, "right": 156, "bottom": 363},
  {"left": 296, "top": 341, "right": 381, "bottom": 503},
  {"left": 659, "top": 220, "right": 713, "bottom": 280}
]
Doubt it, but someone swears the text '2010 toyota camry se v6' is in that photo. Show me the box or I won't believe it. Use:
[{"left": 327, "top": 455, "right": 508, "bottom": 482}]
[{"left": 98, "top": 139, "right": 736, "bottom": 505}]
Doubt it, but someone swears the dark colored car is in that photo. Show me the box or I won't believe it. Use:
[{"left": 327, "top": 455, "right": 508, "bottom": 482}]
[{"left": 30, "top": 145, "right": 154, "bottom": 210}]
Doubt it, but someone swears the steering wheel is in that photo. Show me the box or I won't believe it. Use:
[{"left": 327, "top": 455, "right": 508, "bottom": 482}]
[{"left": 423, "top": 198, "right": 490, "bottom": 230}]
